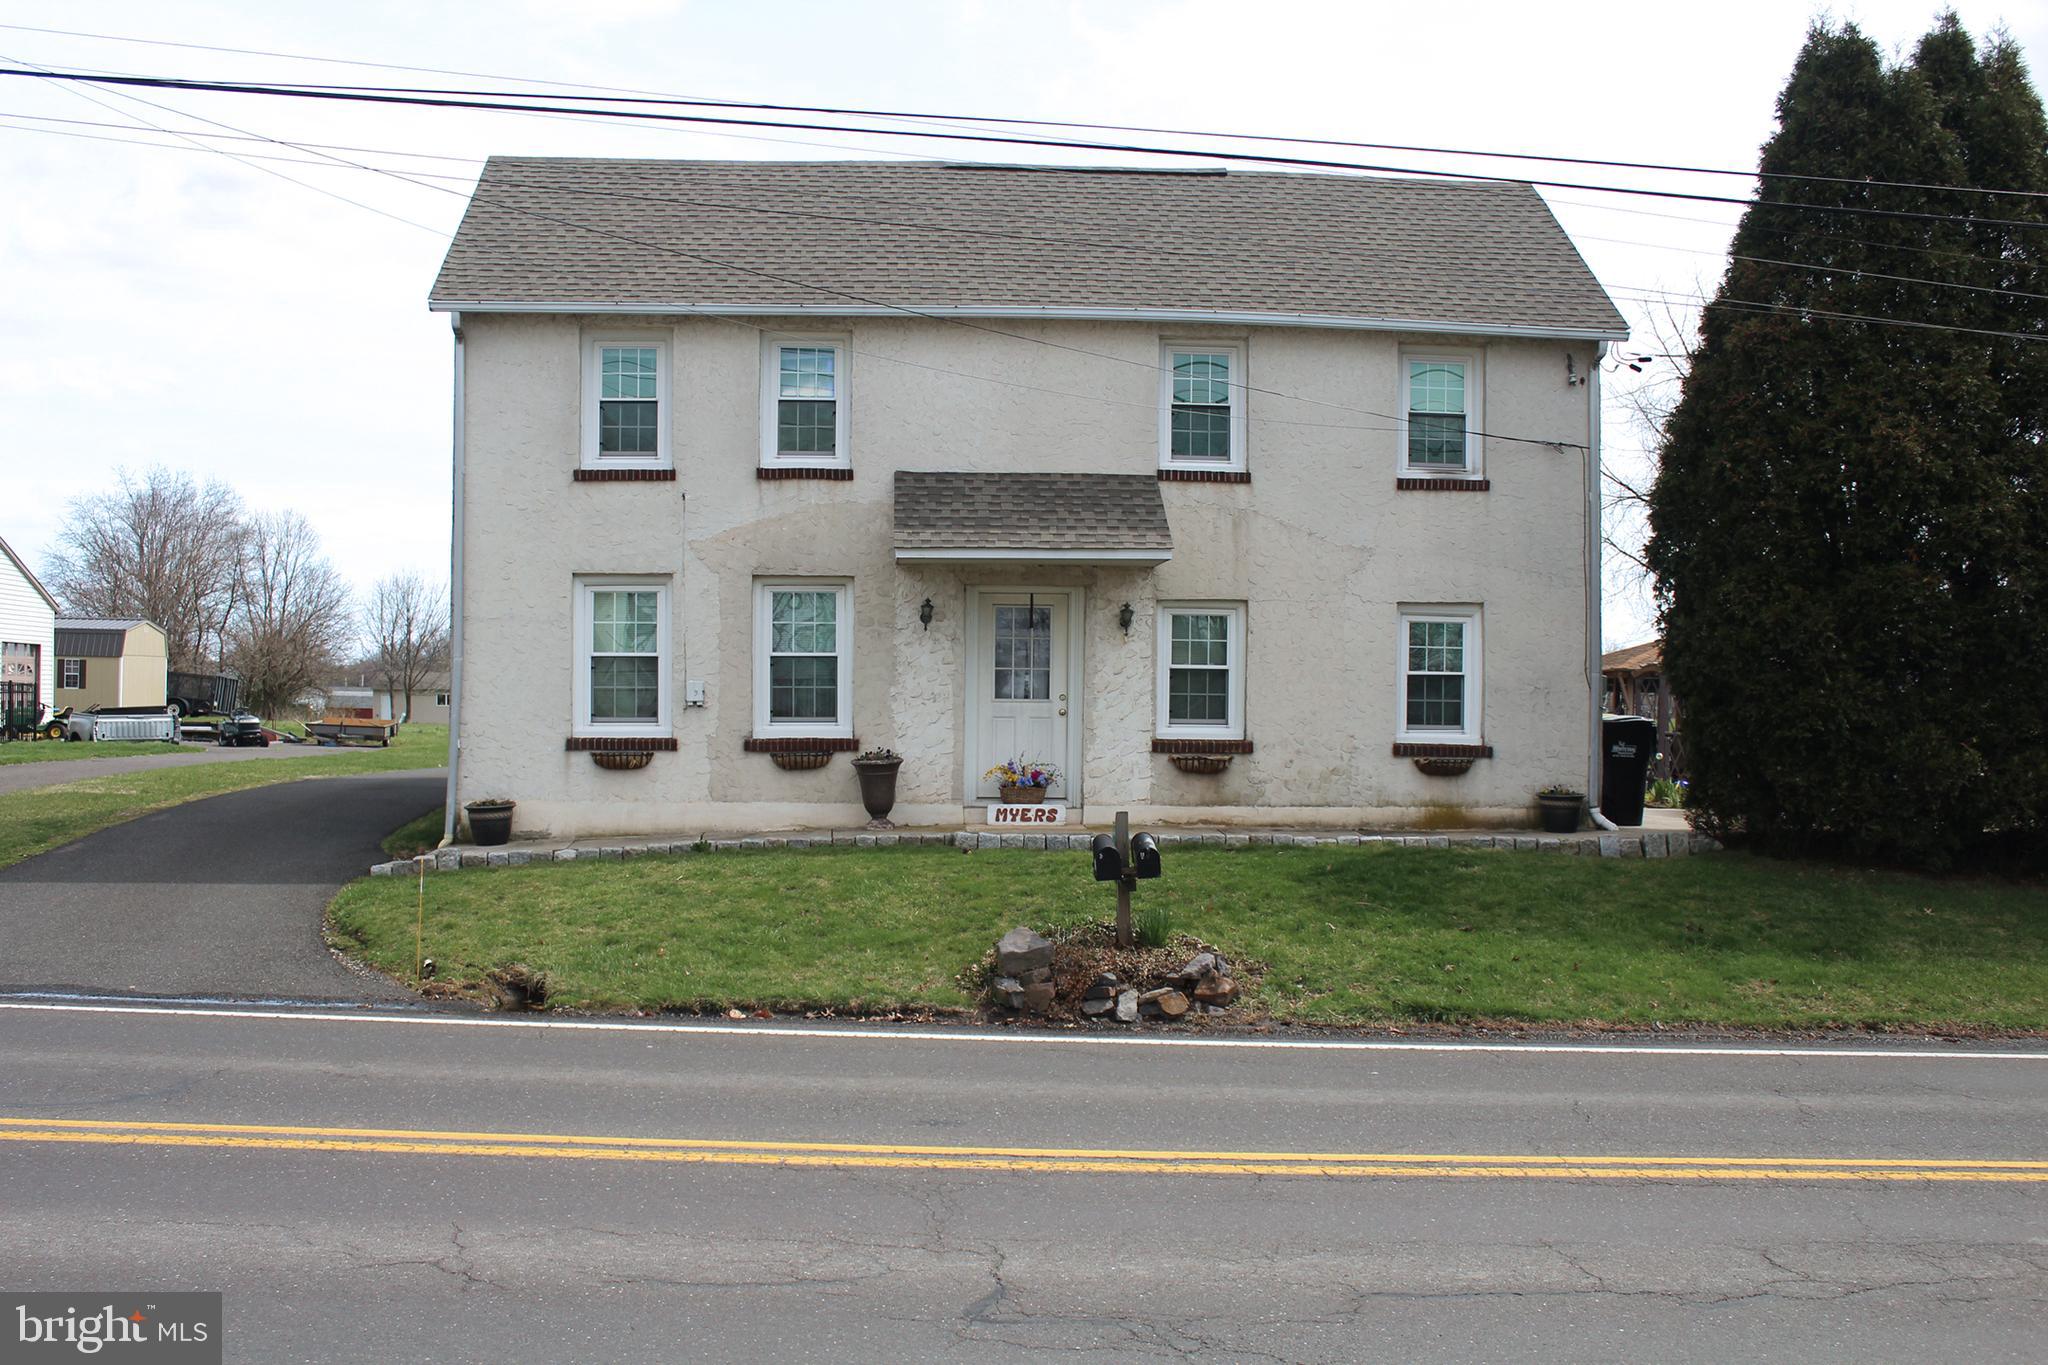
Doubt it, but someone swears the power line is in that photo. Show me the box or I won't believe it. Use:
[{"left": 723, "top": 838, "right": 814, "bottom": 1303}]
[
  {"left": 7, "top": 20, "right": 2045, "bottom": 201},
  {"left": 6, "top": 67, "right": 2048, "bottom": 236},
  {"left": 1610, "top": 286, "right": 2044, "bottom": 343}
]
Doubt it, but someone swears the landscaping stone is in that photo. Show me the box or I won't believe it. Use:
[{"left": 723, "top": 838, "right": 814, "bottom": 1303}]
[
  {"left": 370, "top": 862, "right": 395, "bottom": 877},
  {"left": 1193, "top": 974, "right": 1238, "bottom": 1007},
  {"left": 1225, "top": 834, "right": 1250, "bottom": 848},
  {"left": 1083, "top": 973, "right": 1120, "bottom": 1001},
  {"left": 1618, "top": 836, "right": 1643, "bottom": 857},
  {"left": 507, "top": 850, "right": 532, "bottom": 866},
  {"left": 487, "top": 850, "right": 510, "bottom": 867},
  {"left": 996, "top": 927, "right": 1054, "bottom": 977},
  {"left": 1174, "top": 952, "right": 1217, "bottom": 983},
  {"left": 1644, "top": 832, "right": 1669, "bottom": 858},
  {"left": 459, "top": 850, "right": 487, "bottom": 868},
  {"left": 1140, "top": 987, "right": 1190, "bottom": 1018},
  {"left": 1080, "top": 996, "right": 1117, "bottom": 1015},
  {"left": 1114, "top": 988, "right": 1139, "bottom": 1023},
  {"left": 1020, "top": 980, "right": 1057, "bottom": 1013}
]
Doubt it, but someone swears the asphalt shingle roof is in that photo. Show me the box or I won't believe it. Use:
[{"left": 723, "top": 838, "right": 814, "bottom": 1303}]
[
  {"left": 431, "top": 159, "right": 1626, "bottom": 337},
  {"left": 894, "top": 472, "right": 1172, "bottom": 555}
]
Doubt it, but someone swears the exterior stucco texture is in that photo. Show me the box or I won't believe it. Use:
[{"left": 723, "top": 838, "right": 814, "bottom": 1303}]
[{"left": 454, "top": 314, "right": 1598, "bottom": 837}]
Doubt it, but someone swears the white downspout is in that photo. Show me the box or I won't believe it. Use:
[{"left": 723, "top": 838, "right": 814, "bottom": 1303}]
[
  {"left": 441, "top": 311, "right": 467, "bottom": 847},
  {"left": 1586, "top": 341, "right": 1608, "bottom": 825}
]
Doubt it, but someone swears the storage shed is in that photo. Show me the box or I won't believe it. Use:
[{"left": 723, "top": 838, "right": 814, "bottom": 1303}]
[{"left": 54, "top": 618, "right": 169, "bottom": 711}]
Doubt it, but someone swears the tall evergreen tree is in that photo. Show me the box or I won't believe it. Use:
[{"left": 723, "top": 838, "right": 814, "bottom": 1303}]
[{"left": 1646, "top": 16, "right": 2048, "bottom": 867}]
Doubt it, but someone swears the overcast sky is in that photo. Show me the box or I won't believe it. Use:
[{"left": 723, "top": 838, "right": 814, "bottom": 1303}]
[{"left": 2, "top": 0, "right": 2041, "bottom": 649}]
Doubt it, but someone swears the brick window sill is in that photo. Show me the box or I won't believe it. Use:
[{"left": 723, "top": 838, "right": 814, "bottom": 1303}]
[
  {"left": 1390, "top": 741, "right": 1493, "bottom": 759},
  {"left": 1157, "top": 468, "right": 1251, "bottom": 484},
  {"left": 744, "top": 735, "right": 861, "bottom": 753},
  {"left": 574, "top": 467, "right": 677, "bottom": 482},
  {"left": 1396, "top": 477, "right": 1489, "bottom": 492},
  {"left": 1152, "top": 737, "right": 1254, "bottom": 754},
  {"left": 565, "top": 735, "right": 677, "bottom": 752},
  {"left": 758, "top": 466, "right": 853, "bottom": 482}
]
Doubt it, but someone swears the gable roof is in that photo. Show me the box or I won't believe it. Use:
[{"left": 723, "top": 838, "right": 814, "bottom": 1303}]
[
  {"left": 432, "top": 159, "right": 1627, "bottom": 340},
  {"left": 894, "top": 472, "right": 1172, "bottom": 562},
  {"left": 0, "top": 534, "right": 58, "bottom": 614},
  {"left": 1601, "top": 639, "right": 1661, "bottom": 674}
]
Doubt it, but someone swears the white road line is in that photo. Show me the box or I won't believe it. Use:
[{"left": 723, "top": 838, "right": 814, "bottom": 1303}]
[{"left": 0, "top": 999, "right": 2043, "bottom": 1061}]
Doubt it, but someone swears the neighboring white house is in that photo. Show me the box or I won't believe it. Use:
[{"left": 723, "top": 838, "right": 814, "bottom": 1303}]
[
  {"left": 0, "top": 533, "right": 59, "bottom": 717},
  {"left": 431, "top": 159, "right": 1628, "bottom": 838}
]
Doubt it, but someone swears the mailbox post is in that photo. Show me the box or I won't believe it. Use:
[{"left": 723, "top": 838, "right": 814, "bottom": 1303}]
[{"left": 1089, "top": 811, "right": 1165, "bottom": 948}]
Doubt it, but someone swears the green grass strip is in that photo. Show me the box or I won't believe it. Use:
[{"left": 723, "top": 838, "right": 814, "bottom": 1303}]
[{"left": 328, "top": 844, "right": 2048, "bottom": 1029}]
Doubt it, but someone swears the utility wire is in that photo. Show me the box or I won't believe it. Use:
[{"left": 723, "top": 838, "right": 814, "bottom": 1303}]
[
  {"left": 5, "top": 68, "right": 2048, "bottom": 235},
  {"left": 6, "top": 20, "right": 2045, "bottom": 200}
]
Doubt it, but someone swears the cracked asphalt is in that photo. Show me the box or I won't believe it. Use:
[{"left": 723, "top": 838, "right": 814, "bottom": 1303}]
[{"left": 1, "top": 1005, "right": 2043, "bottom": 1361}]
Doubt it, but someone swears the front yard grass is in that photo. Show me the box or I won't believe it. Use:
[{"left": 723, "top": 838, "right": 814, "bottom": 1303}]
[
  {"left": 326, "top": 844, "right": 2048, "bottom": 1030},
  {"left": 0, "top": 740, "right": 203, "bottom": 765},
  {"left": 0, "top": 725, "right": 447, "bottom": 870}
]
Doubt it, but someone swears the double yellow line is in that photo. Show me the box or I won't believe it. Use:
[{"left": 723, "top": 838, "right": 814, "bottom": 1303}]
[{"left": 3, "top": 1117, "right": 2044, "bottom": 1181}]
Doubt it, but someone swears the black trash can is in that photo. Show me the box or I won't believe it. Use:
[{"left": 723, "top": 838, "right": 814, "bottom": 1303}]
[{"left": 1599, "top": 714, "right": 1657, "bottom": 827}]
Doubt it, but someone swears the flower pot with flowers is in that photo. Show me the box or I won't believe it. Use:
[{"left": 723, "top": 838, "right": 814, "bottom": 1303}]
[{"left": 985, "top": 758, "right": 1060, "bottom": 804}]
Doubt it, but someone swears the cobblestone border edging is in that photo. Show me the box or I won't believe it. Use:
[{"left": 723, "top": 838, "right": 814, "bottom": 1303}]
[{"left": 369, "top": 829, "right": 1721, "bottom": 876}]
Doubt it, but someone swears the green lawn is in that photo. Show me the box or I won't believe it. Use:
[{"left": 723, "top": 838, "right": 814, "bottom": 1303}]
[
  {"left": 382, "top": 806, "right": 447, "bottom": 860},
  {"left": 0, "top": 725, "right": 447, "bottom": 870},
  {"left": 327, "top": 844, "right": 2048, "bottom": 1029},
  {"left": 0, "top": 740, "right": 203, "bottom": 765}
]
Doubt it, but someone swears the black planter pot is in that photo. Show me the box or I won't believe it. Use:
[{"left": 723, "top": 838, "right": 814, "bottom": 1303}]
[
  {"left": 466, "top": 801, "right": 515, "bottom": 846},
  {"left": 852, "top": 757, "right": 903, "bottom": 826},
  {"left": 1536, "top": 793, "right": 1584, "bottom": 834}
]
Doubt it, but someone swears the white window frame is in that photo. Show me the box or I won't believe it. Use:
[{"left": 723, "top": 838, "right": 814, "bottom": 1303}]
[
  {"left": 572, "top": 576, "right": 672, "bottom": 739},
  {"left": 581, "top": 338, "right": 671, "bottom": 471},
  {"left": 58, "top": 658, "right": 83, "bottom": 689},
  {"left": 753, "top": 579, "right": 854, "bottom": 740},
  {"left": 434, "top": 691, "right": 450, "bottom": 708},
  {"left": 1158, "top": 342, "right": 1247, "bottom": 473},
  {"left": 1396, "top": 349, "right": 1484, "bottom": 479},
  {"left": 1395, "top": 605, "right": 1482, "bottom": 744},
  {"left": 759, "top": 336, "right": 851, "bottom": 469},
  {"left": 1155, "top": 601, "right": 1247, "bottom": 742}
]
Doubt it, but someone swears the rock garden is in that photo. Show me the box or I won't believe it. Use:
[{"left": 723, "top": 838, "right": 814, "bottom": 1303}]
[{"left": 988, "top": 924, "right": 1247, "bottom": 1024}]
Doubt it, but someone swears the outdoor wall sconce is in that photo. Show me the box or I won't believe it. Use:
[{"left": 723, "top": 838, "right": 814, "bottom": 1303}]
[
  {"left": 919, "top": 598, "right": 934, "bottom": 630},
  {"left": 1118, "top": 602, "right": 1135, "bottom": 636}
]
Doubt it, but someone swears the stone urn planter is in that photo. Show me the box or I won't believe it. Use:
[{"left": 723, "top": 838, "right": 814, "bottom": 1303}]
[
  {"left": 1536, "top": 790, "right": 1584, "bottom": 834},
  {"left": 852, "top": 749, "right": 904, "bottom": 828},
  {"left": 465, "top": 798, "right": 515, "bottom": 847}
]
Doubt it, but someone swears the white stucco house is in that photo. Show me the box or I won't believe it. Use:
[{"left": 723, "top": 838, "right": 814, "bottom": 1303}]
[{"left": 431, "top": 159, "right": 1628, "bottom": 838}]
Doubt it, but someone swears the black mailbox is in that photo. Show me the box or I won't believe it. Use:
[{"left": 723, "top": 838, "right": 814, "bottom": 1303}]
[
  {"left": 1129, "top": 831, "right": 1162, "bottom": 879},
  {"left": 1090, "top": 833, "right": 1124, "bottom": 882}
]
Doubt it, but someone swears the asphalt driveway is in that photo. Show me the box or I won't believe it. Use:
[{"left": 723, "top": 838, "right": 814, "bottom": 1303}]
[{"left": 0, "top": 770, "right": 442, "bottom": 1001}]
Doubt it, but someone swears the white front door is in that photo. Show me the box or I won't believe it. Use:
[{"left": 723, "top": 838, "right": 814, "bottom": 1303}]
[{"left": 975, "top": 593, "right": 1071, "bottom": 802}]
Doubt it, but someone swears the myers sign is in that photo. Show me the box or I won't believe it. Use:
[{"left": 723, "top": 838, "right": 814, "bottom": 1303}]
[{"left": 986, "top": 803, "right": 1068, "bottom": 825}]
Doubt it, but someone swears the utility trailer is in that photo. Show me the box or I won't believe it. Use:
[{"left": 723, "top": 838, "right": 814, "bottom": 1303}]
[{"left": 165, "top": 671, "right": 240, "bottom": 720}]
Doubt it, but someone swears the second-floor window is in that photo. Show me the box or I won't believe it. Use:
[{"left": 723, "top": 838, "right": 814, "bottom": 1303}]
[
  {"left": 762, "top": 339, "right": 850, "bottom": 468},
  {"left": 581, "top": 340, "right": 669, "bottom": 470},
  {"left": 1399, "top": 352, "right": 1483, "bottom": 478},
  {"left": 1159, "top": 343, "right": 1246, "bottom": 473}
]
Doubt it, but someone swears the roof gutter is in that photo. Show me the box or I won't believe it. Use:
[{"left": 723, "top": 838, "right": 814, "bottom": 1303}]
[
  {"left": 426, "top": 300, "right": 1630, "bottom": 343},
  {"left": 441, "top": 311, "right": 467, "bottom": 849}
]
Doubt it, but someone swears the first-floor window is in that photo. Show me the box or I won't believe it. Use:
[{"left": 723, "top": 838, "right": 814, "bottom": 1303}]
[
  {"left": 1156, "top": 602, "right": 1246, "bottom": 740},
  {"left": 59, "top": 658, "right": 83, "bottom": 689},
  {"left": 434, "top": 691, "right": 450, "bottom": 708},
  {"left": 574, "top": 578, "right": 670, "bottom": 736},
  {"left": 1398, "top": 607, "right": 1481, "bottom": 742},
  {"left": 754, "top": 580, "right": 852, "bottom": 737}
]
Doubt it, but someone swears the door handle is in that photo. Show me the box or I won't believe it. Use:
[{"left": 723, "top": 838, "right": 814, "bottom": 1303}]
[
  {"left": 1059, "top": 693, "right": 1068, "bottom": 701},
  {"left": 1058, "top": 707, "right": 1068, "bottom": 716}
]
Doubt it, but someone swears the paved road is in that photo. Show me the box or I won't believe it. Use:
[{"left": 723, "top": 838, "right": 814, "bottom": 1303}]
[
  {"left": 0, "top": 771, "right": 442, "bottom": 1000},
  {"left": 0, "top": 1002, "right": 2041, "bottom": 1362},
  {"left": 0, "top": 740, "right": 354, "bottom": 797}
]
